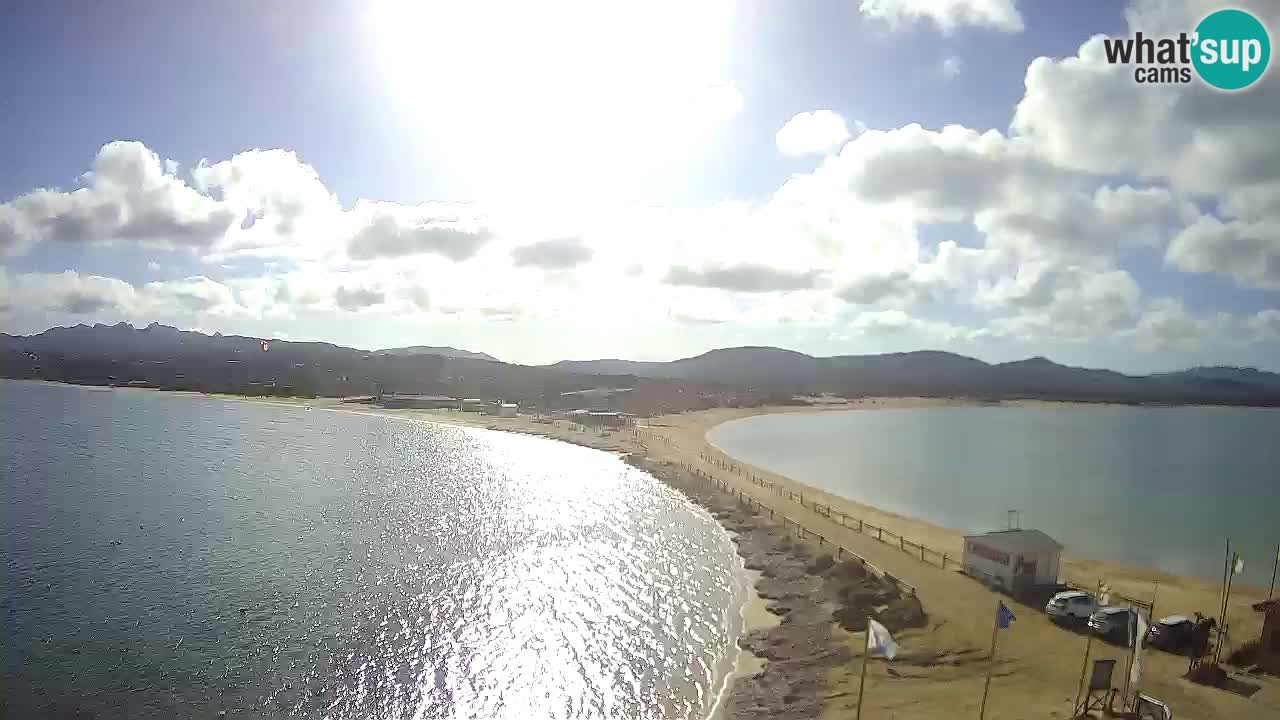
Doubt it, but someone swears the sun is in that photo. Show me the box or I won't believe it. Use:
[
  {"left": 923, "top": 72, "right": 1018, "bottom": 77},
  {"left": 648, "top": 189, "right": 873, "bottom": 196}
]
[{"left": 365, "top": 0, "right": 739, "bottom": 204}]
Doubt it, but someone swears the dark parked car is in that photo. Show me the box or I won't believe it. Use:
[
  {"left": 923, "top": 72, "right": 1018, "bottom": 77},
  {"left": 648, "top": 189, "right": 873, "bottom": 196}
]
[
  {"left": 1089, "top": 606, "right": 1138, "bottom": 643},
  {"left": 1145, "top": 615, "right": 1196, "bottom": 653}
]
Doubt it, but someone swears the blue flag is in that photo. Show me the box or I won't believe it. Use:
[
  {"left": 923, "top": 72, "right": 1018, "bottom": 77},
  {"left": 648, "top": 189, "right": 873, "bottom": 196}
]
[{"left": 997, "top": 602, "right": 1016, "bottom": 629}]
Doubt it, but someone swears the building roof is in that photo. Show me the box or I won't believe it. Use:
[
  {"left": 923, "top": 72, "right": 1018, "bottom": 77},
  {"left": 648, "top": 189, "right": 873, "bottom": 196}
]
[
  {"left": 1253, "top": 599, "right": 1280, "bottom": 613},
  {"left": 383, "top": 394, "right": 458, "bottom": 401},
  {"left": 964, "top": 529, "right": 1063, "bottom": 552}
]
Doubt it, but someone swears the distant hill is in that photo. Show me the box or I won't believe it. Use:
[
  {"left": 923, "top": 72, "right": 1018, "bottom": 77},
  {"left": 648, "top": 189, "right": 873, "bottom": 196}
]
[
  {"left": 552, "top": 346, "right": 1280, "bottom": 406},
  {"left": 379, "top": 346, "right": 499, "bottom": 362},
  {"left": 3, "top": 325, "right": 1279, "bottom": 407}
]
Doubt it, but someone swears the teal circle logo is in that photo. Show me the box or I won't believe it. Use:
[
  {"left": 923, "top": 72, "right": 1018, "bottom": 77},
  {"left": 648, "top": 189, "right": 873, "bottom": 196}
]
[{"left": 1192, "top": 9, "right": 1271, "bottom": 91}]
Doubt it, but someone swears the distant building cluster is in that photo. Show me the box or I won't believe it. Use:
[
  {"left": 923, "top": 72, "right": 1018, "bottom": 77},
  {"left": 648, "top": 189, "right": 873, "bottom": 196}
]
[
  {"left": 372, "top": 389, "right": 638, "bottom": 428},
  {"left": 376, "top": 393, "right": 519, "bottom": 417}
]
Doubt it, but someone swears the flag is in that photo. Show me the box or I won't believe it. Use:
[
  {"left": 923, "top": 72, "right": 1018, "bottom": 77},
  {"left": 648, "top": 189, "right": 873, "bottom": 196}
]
[
  {"left": 867, "top": 618, "right": 898, "bottom": 660},
  {"left": 1130, "top": 611, "right": 1148, "bottom": 688},
  {"left": 1233, "top": 555, "right": 1245, "bottom": 575},
  {"left": 996, "top": 601, "right": 1016, "bottom": 629}
]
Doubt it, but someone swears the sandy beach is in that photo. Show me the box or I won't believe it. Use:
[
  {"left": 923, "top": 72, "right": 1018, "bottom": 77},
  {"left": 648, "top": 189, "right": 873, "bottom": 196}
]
[{"left": 149, "top": 389, "right": 1280, "bottom": 719}]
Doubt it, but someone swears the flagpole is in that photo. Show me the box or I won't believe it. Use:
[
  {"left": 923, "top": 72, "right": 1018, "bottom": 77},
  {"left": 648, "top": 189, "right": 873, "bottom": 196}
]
[
  {"left": 856, "top": 617, "right": 872, "bottom": 720},
  {"left": 1214, "top": 540, "right": 1231, "bottom": 666},
  {"left": 1218, "top": 539, "right": 1231, "bottom": 626},
  {"left": 1073, "top": 581, "right": 1101, "bottom": 713},
  {"left": 1217, "top": 553, "right": 1238, "bottom": 664},
  {"left": 978, "top": 599, "right": 1001, "bottom": 720},
  {"left": 1269, "top": 543, "right": 1278, "bottom": 601},
  {"left": 1120, "top": 606, "right": 1134, "bottom": 709}
]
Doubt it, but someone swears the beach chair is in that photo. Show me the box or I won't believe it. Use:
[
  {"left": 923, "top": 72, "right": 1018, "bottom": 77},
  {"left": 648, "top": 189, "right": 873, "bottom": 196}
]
[
  {"left": 1074, "top": 659, "right": 1116, "bottom": 717},
  {"left": 1133, "top": 694, "right": 1173, "bottom": 720}
]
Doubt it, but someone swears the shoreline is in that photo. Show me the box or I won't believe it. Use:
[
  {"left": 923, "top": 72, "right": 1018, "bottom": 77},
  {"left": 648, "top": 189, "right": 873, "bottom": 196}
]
[{"left": 13, "top": 381, "right": 1279, "bottom": 717}]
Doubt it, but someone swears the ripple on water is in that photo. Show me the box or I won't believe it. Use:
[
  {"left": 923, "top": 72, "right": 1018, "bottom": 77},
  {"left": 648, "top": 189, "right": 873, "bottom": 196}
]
[{"left": 0, "top": 381, "right": 747, "bottom": 720}]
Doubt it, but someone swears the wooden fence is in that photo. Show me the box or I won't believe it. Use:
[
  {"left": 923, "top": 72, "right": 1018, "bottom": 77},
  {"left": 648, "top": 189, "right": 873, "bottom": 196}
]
[
  {"left": 681, "top": 462, "right": 917, "bottom": 597},
  {"left": 696, "top": 448, "right": 962, "bottom": 574},
  {"left": 637, "top": 431, "right": 1156, "bottom": 612}
]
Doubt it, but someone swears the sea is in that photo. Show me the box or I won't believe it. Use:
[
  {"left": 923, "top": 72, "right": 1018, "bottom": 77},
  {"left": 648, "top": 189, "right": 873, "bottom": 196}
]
[
  {"left": 0, "top": 380, "right": 749, "bottom": 720},
  {"left": 709, "top": 404, "right": 1280, "bottom": 588}
]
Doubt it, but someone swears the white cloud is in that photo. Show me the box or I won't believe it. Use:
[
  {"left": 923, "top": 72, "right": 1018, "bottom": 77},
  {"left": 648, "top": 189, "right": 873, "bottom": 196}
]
[
  {"left": 1007, "top": 0, "right": 1280, "bottom": 290},
  {"left": 827, "top": 124, "right": 1064, "bottom": 224},
  {"left": 191, "top": 148, "right": 340, "bottom": 255},
  {"left": 0, "top": 142, "right": 236, "bottom": 255},
  {"left": 776, "top": 110, "right": 853, "bottom": 157},
  {"left": 511, "top": 237, "right": 594, "bottom": 270},
  {"left": 664, "top": 264, "right": 821, "bottom": 293},
  {"left": 345, "top": 201, "right": 493, "bottom": 261},
  {"left": 0, "top": 270, "right": 139, "bottom": 315},
  {"left": 334, "top": 285, "right": 387, "bottom": 312},
  {"left": 844, "top": 307, "right": 984, "bottom": 342},
  {"left": 981, "top": 267, "right": 1142, "bottom": 342},
  {"left": 142, "top": 276, "right": 244, "bottom": 316},
  {"left": 851, "top": 308, "right": 913, "bottom": 334},
  {"left": 1166, "top": 215, "right": 1280, "bottom": 290},
  {"left": 1249, "top": 309, "right": 1280, "bottom": 340},
  {"left": 940, "top": 56, "right": 963, "bottom": 78},
  {"left": 859, "top": 0, "right": 1023, "bottom": 33},
  {"left": 1131, "top": 298, "right": 1206, "bottom": 352}
]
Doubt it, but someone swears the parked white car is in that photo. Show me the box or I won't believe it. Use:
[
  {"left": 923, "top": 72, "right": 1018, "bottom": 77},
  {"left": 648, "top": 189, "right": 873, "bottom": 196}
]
[{"left": 1046, "top": 590, "right": 1098, "bottom": 622}]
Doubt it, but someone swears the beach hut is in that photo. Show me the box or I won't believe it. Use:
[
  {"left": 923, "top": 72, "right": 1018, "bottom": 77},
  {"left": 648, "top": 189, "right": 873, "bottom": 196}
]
[
  {"left": 498, "top": 403, "right": 518, "bottom": 418},
  {"left": 962, "top": 529, "right": 1063, "bottom": 593}
]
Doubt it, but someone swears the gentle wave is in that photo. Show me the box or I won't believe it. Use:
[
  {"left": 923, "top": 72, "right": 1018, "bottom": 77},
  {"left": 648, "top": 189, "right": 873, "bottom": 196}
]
[{"left": 1, "top": 380, "right": 747, "bottom": 720}]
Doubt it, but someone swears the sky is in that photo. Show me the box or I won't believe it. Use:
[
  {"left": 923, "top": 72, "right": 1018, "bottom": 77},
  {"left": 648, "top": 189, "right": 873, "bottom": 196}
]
[{"left": 1, "top": 0, "right": 1278, "bottom": 372}]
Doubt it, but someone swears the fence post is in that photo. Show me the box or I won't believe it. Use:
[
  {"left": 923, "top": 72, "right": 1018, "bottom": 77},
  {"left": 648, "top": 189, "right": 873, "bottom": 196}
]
[
  {"left": 858, "top": 519, "right": 863, "bottom": 533},
  {"left": 942, "top": 553, "right": 947, "bottom": 569},
  {"left": 921, "top": 545, "right": 925, "bottom": 562},
  {"left": 900, "top": 537, "right": 904, "bottom": 551},
  {"left": 878, "top": 528, "right": 882, "bottom": 541}
]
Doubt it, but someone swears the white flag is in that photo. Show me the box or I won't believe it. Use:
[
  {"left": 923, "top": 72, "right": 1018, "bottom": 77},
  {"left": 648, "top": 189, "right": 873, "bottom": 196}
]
[
  {"left": 1130, "top": 612, "right": 1148, "bottom": 688},
  {"left": 867, "top": 618, "right": 898, "bottom": 660},
  {"left": 1233, "top": 555, "right": 1245, "bottom": 575}
]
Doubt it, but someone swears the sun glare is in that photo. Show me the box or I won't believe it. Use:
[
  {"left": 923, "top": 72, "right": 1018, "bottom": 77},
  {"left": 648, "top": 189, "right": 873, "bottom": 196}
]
[{"left": 367, "top": 0, "right": 738, "bottom": 204}]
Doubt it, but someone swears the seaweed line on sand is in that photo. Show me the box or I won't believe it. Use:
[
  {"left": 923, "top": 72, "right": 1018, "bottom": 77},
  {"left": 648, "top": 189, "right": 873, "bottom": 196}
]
[{"left": 626, "top": 454, "right": 927, "bottom": 720}]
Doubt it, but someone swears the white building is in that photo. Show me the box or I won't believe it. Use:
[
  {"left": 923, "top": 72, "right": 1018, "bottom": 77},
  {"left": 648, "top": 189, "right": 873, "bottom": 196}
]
[
  {"left": 498, "top": 403, "right": 518, "bottom": 417},
  {"left": 962, "top": 529, "right": 1062, "bottom": 592}
]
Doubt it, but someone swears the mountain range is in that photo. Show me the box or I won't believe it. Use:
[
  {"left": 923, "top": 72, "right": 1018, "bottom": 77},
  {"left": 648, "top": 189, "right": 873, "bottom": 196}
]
[
  {"left": 379, "top": 345, "right": 500, "bottom": 362},
  {"left": 3, "top": 323, "right": 1279, "bottom": 407}
]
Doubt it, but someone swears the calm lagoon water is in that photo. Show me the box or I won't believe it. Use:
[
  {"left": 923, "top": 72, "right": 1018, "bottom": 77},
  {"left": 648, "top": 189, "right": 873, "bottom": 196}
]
[
  {"left": 709, "top": 405, "right": 1280, "bottom": 587},
  {"left": 1, "top": 380, "right": 747, "bottom": 720}
]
